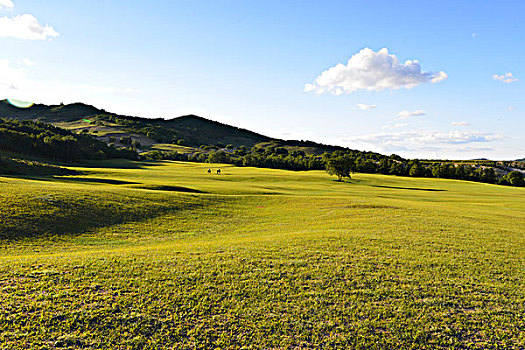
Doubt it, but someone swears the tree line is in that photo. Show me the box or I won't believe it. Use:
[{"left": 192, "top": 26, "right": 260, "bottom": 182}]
[
  {"left": 142, "top": 147, "right": 524, "bottom": 187},
  {"left": 323, "top": 153, "right": 524, "bottom": 187}
]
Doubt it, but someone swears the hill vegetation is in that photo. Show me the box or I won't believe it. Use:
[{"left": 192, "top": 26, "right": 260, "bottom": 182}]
[
  {"left": 0, "top": 118, "right": 137, "bottom": 174},
  {"left": 0, "top": 100, "right": 272, "bottom": 148}
]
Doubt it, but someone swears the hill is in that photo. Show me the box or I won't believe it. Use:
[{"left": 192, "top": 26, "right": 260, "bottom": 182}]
[
  {"left": 0, "top": 100, "right": 351, "bottom": 153},
  {"left": 0, "top": 100, "right": 273, "bottom": 149}
]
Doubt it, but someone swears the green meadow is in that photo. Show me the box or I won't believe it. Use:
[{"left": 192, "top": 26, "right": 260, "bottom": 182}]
[{"left": 0, "top": 161, "right": 523, "bottom": 349}]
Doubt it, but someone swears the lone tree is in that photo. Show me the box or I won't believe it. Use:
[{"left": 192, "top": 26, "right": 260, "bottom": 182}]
[{"left": 325, "top": 156, "right": 354, "bottom": 181}]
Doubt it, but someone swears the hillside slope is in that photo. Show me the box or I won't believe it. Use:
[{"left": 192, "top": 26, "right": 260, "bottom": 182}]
[
  {"left": 0, "top": 100, "right": 272, "bottom": 149},
  {"left": 0, "top": 100, "right": 356, "bottom": 154}
]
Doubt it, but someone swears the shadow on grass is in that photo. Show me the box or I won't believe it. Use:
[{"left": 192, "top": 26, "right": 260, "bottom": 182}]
[
  {"left": 0, "top": 193, "right": 208, "bottom": 241},
  {"left": 56, "top": 177, "right": 140, "bottom": 185},
  {"left": 136, "top": 185, "right": 205, "bottom": 193},
  {"left": 0, "top": 175, "right": 140, "bottom": 186},
  {"left": 371, "top": 185, "right": 446, "bottom": 192},
  {"left": 73, "top": 159, "right": 164, "bottom": 169}
]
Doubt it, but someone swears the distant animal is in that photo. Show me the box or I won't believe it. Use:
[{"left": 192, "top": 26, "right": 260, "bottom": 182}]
[
  {"left": 217, "top": 169, "right": 221, "bottom": 175},
  {"left": 207, "top": 169, "right": 211, "bottom": 174}
]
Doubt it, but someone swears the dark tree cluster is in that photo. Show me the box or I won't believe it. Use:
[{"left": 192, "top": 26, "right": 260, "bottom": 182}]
[
  {"left": 141, "top": 146, "right": 324, "bottom": 171},
  {"left": 0, "top": 118, "right": 138, "bottom": 162},
  {"left": 321, "top": 152, "right": 524, "bottom": 187},
  {"left": 237, "top": 147, "right": 324, "bottom": 171}
]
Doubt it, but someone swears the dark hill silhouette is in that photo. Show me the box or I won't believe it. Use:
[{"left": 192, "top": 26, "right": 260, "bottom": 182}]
[
  {"left": 0, "top": 100, "right": 109, "bottom": 122},
  {"left": 162, "top": 114, "right": 272, "bottom": 147},
  {"left": 0, "top": 100, "right": 270, "bottom": 147},
  {"left": 0, "top": 100, "right": 346, "bottom": 152}
]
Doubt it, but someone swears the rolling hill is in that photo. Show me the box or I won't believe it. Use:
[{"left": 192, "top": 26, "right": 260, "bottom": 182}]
[
  {"left": 0, "top": 100, "right": 272, "bottom": 149},
  {"left": 0, "top": 100, "right": 349, "bottom": 153}
]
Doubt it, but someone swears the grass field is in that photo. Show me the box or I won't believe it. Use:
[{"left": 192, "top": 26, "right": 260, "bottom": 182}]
[
  {"left": 0, "top": 161, "right": 524, "bottom": 349},
  {"left": 150, "top": 144, "right": 199, "bottom": 154}
]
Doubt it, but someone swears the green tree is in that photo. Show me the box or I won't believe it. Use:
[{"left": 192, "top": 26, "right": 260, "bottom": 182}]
[
  {"left": 481, "top": 167, "right": 496, "bottom": 183},
  {"left": 325, "top": 156, "right": 354, "bottom": 181},
  {"left": 408, "top": 160, "right": 425, "bottom": 177},
  {"left": 504, "top": 171, "right": 525, "bottom": 186},
  {"left": 207, "top": 150, "right": 230, "bottom": 164}
]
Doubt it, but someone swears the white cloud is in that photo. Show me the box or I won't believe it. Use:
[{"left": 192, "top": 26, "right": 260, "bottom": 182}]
[
  {"left": 397, "top": 109, "right": 426, "bottom": 119},
  {"left": 304, "top": 48, "right": 447, "bottom": 95},
  {"left": 0, "top": 14, "right": 58, "bottom": 40},
  {"left": 451, "top": 121, "right": 470, "bottom": 126},
  {"left": 356, "top": 103, "right": 376, "bottom": 111},
  {"left": 0, "top": 1, "right": 13, "bottom": 9},
  {"left": 304, "top": 83, "right": 315, "bottom": 92},
  {"left": 430, "top": 71, "right": 448, "bottom": 84},
  {"left": 493, "top": 72, "right": 518, "bottom": 83}
]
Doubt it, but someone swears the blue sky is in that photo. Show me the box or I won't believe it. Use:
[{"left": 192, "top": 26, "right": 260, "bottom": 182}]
[{"left": 0, "top": 0, "right": 523, "bottom": 159}]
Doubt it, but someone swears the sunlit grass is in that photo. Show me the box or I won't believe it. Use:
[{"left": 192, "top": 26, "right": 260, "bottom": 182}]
[{"left": 0, "top": 161, "right": 523, "bottom": 348}]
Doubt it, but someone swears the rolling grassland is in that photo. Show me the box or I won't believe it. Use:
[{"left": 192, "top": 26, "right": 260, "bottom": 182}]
[{"left": 0, "top": 161, "right": 523, "bottom": 349}]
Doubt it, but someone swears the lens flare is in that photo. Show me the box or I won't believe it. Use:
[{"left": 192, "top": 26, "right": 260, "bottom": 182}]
[{"left": 7, "top": 99, "right": 34, "bottom": 109}]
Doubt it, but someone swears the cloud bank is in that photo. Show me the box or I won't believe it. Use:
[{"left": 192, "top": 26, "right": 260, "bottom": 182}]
[
  {"left": 305, "top": 48, "right": 447, "bottom": 95},
  {"left": 0, "top": 14, "right": 58, "bottom": 40},
  {"left": 0, "top": 0, "right": 13, "bottom": 9},
  {"left": 343, "top": 129, "right": 502, "bottom": 155}
]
